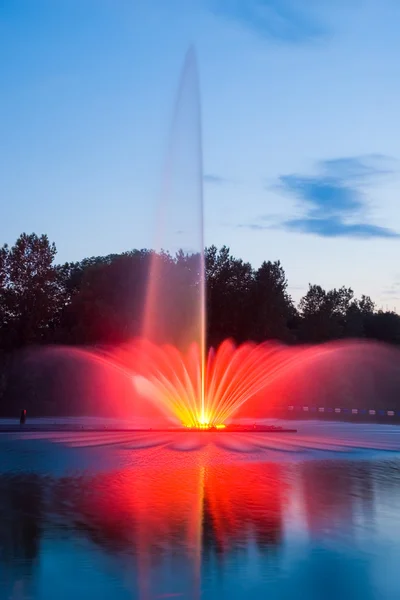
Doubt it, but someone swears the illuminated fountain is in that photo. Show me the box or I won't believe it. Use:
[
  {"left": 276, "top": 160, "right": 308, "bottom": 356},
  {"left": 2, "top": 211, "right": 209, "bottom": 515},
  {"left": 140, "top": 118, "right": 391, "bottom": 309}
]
[
  {"left": 91, "top": 338, "right": 296, "bottom": 428},
  {"left": 126, "top": 48, "right": 296, "bottom": 430},
  {"left": 122, "top": 47, "right": 287, "bottom": 430},
  {"left": 20, "top": 48, "right": 400, "bottom": 430}
]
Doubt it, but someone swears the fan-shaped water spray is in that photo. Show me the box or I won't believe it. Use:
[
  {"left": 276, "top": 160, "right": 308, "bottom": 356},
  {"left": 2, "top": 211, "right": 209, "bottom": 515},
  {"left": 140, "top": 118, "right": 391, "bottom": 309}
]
[
  {"left": 24, "top": 338, "right": 400, "bottom": 428},
  {"left": 94, "top": 339, "right": 400, "bottom": 426}
]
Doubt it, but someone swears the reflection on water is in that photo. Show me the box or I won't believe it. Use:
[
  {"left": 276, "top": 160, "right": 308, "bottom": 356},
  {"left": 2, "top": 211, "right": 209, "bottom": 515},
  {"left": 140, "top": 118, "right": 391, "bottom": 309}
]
[{"left": 1, "top": 447, "right": 400, "bottom": 599}]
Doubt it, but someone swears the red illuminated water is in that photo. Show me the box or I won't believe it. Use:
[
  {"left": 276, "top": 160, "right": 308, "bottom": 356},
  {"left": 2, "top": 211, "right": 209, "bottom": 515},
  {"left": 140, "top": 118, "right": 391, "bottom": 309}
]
[{"left": 28, "top": 337, "right": 400, "bottom": 426}]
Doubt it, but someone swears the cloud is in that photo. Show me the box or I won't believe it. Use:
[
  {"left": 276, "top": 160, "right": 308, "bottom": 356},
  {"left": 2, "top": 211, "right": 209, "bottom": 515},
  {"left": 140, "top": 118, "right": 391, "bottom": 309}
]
[
  {"left": 237, "top": 222, "right": 270, "bottom": 231},
  {"left": 203, "top": 173, "right": 227, "bottom": 184},
  {"left": 209, "top": 0, "right": 326, "bottom": 43},
  {"left": 382, "top": 278, "right": 400, "bottom": 300},
  {"left": 382, "top": 289, "right": 400, "bottom": 297},
  {"left": 320, "top": 154, "right": 393, "bottom": 181},
  {"left": 279, "top": 174, "right": 363, "bottom": 216},
  {"left": 284, "top": 217, "right": 400, "bottom": 239},
  {"left": 274, "top": 155, "right": 399, "bottom": 239},
  {"left": 288, "top": 284, "right": 307, "bottom": 292}
]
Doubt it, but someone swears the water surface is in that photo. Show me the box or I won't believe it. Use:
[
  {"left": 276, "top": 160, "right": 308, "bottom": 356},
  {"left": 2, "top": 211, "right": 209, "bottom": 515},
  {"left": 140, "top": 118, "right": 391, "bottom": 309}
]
[{"left": 1, "top": 422, "right": 400, "bottom": 599}]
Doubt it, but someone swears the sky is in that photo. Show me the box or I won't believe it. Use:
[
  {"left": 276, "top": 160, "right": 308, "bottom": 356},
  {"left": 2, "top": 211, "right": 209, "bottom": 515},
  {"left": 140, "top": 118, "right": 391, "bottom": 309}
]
[{"left": 1, "top": 0, "right": 400, "bottom": 308}]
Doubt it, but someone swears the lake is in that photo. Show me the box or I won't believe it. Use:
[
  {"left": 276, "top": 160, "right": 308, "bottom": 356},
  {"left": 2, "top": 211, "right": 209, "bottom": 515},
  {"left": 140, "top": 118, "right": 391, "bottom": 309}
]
[{"left": 1, "top": 420, "right": 400, "bottom": 599}]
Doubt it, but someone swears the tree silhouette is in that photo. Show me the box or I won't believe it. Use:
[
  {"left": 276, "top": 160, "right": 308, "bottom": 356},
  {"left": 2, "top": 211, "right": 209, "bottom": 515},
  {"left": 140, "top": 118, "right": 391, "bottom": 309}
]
[
  {"left": 0, "top": 231, "right": 400, "bottom": 414},
  {"left": 298, "top": 284, "right": 374, "bottom": 342},
  {"left": 206, "top": 245, "right": 254, "bottom": 346},
  {"left": 0, "top": 233, "right": 63, "bottom": 349},
  {"left": 249, "top": 260, "right": 294, "bottom": 342}
]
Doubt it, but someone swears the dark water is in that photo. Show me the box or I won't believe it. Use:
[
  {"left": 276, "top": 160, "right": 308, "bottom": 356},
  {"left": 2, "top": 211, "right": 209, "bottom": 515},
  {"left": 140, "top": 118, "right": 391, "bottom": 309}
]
[{"left": 1, "top": 424, "right": 400, "bottom": 599}]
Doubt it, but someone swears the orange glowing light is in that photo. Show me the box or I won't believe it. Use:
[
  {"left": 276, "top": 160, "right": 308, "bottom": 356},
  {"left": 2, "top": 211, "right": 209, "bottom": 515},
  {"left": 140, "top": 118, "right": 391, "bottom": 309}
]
[
  {"left": 37, "top": 337, "right": 396, "bottom": 426},
  {"left": 128, "top": 338, "right": 290, "bottom": 427},
  {"left": 80, "top": 337, "right": 358, "bottom": 427}
]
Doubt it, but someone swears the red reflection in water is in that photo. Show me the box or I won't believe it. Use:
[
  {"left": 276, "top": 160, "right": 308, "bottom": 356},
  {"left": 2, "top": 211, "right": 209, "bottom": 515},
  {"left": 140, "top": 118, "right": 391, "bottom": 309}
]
[
  {"left": 203, "top": 463, "right": 286, "bottom": 553},
  {"left": 67, "top": 460, "right": 286, "bottom": 559},
  {"left": 50, "top": 459, "right": 288, "bottom": 599},
  {"left": 57, "top": 464, "right": 206, "bottom": 599},
  {"left": 300, "top": 461, "right": 375, "bottom": 535}
]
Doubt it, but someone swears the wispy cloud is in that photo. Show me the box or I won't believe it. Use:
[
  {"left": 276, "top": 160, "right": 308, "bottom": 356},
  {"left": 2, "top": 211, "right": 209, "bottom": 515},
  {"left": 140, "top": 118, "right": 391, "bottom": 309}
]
[
  {"left": 284, "top": 217, "right": 399, "bottom": 239},
  {"left": 275, "top": 155, "right": 399, "bottom": 239},
  {"left": 382, "top": 278, "right": 400, "bottom": 300},
  {"left": 382, "top": 289, "right": 400, "bottom": 298},
  {"left": 237, "top": 222, "right": 268, "bottom": 231},
  {"left": 209, "top": 0, "right": 326, "bottom": 43},
  {"left": 204, "top": 173, "right": 228, "bottom": 184},
  {"left": 288, "top": 284, "right": 307, "bottom": 291},
  {"left": 320, "top": 154, "right": 392, "bottom": 181}
]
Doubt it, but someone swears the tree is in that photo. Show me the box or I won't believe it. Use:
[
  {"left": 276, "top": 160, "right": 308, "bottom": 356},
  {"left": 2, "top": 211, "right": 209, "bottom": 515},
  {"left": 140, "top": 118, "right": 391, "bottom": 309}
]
[
  {"left": 58, "top": 250, "right": 153, "bottom": 345},
  {"left": 0, "top": 233, "right": 64, "bottom": 349},
  {"left": 364, "top": 310, "right": 400, "bottom": 344},
  {"left": 357, "top": 295, "right": 375, "bottom": 316},
  {"left": 344, "top": 294, "right": 375, "bottom": 337},
  {"left": 206, "top": 246, "right": 254, "bottom": 346},
  {"left": 299, "top": 285, "right": 355, "bottom": 342},
  {"left": 249, "top": 260, "right": 295, "bottom": 342}
]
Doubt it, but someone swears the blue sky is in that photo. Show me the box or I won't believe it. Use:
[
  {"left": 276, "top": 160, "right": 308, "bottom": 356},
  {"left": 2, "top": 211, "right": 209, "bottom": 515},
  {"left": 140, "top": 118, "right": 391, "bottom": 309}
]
[{"left": 1, "top": 0, "right": 400, "bottom": 307}]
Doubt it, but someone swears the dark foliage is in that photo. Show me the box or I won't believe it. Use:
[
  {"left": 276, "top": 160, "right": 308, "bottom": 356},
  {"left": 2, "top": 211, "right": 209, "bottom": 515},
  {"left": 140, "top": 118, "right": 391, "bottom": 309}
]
[
  {"left": 0, "top": 232, "right": 398, "bottom": 414},
  {"left": 0, "top": 232, "right": 397, "bottom": 351}
]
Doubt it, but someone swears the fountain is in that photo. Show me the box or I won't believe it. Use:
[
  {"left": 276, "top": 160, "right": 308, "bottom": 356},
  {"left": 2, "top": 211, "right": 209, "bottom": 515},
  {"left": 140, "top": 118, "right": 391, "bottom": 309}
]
[
  {"left": 84, "top": 46, "right": 302, "bottom": 431},
  {"left": 118, "top": 48, "right": 294, "bottom": 430},
  {"left": 16, "top": 48, "right": 400, "bottom": 431}
]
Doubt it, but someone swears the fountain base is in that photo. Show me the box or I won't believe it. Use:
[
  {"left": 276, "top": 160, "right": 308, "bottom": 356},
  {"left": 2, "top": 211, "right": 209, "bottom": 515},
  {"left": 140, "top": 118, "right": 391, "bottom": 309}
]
[{"left": 181, "top": 424, "right": 297, "bottom": 433}]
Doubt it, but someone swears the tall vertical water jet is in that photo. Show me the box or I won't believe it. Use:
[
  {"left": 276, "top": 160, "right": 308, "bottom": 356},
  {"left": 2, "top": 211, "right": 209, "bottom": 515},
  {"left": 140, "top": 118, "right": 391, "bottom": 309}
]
[{"left": 141, "top": 47, "right": 206, "bottom": 422}]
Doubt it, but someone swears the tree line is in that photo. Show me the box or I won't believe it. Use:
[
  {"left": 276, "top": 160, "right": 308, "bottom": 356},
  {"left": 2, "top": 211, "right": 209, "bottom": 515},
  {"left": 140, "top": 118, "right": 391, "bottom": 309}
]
[
  {"left": 1, "top": 232, "right": 400, "bottom": 416},
  {"left": 1, "top": 232, "right": 399, "bottom": 353}
]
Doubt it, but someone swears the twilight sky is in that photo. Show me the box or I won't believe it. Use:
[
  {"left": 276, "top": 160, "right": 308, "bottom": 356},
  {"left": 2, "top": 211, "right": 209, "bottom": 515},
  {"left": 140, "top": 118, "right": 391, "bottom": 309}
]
[{"left": 1, "top": 0, "right": 400, "bottom": 307}]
